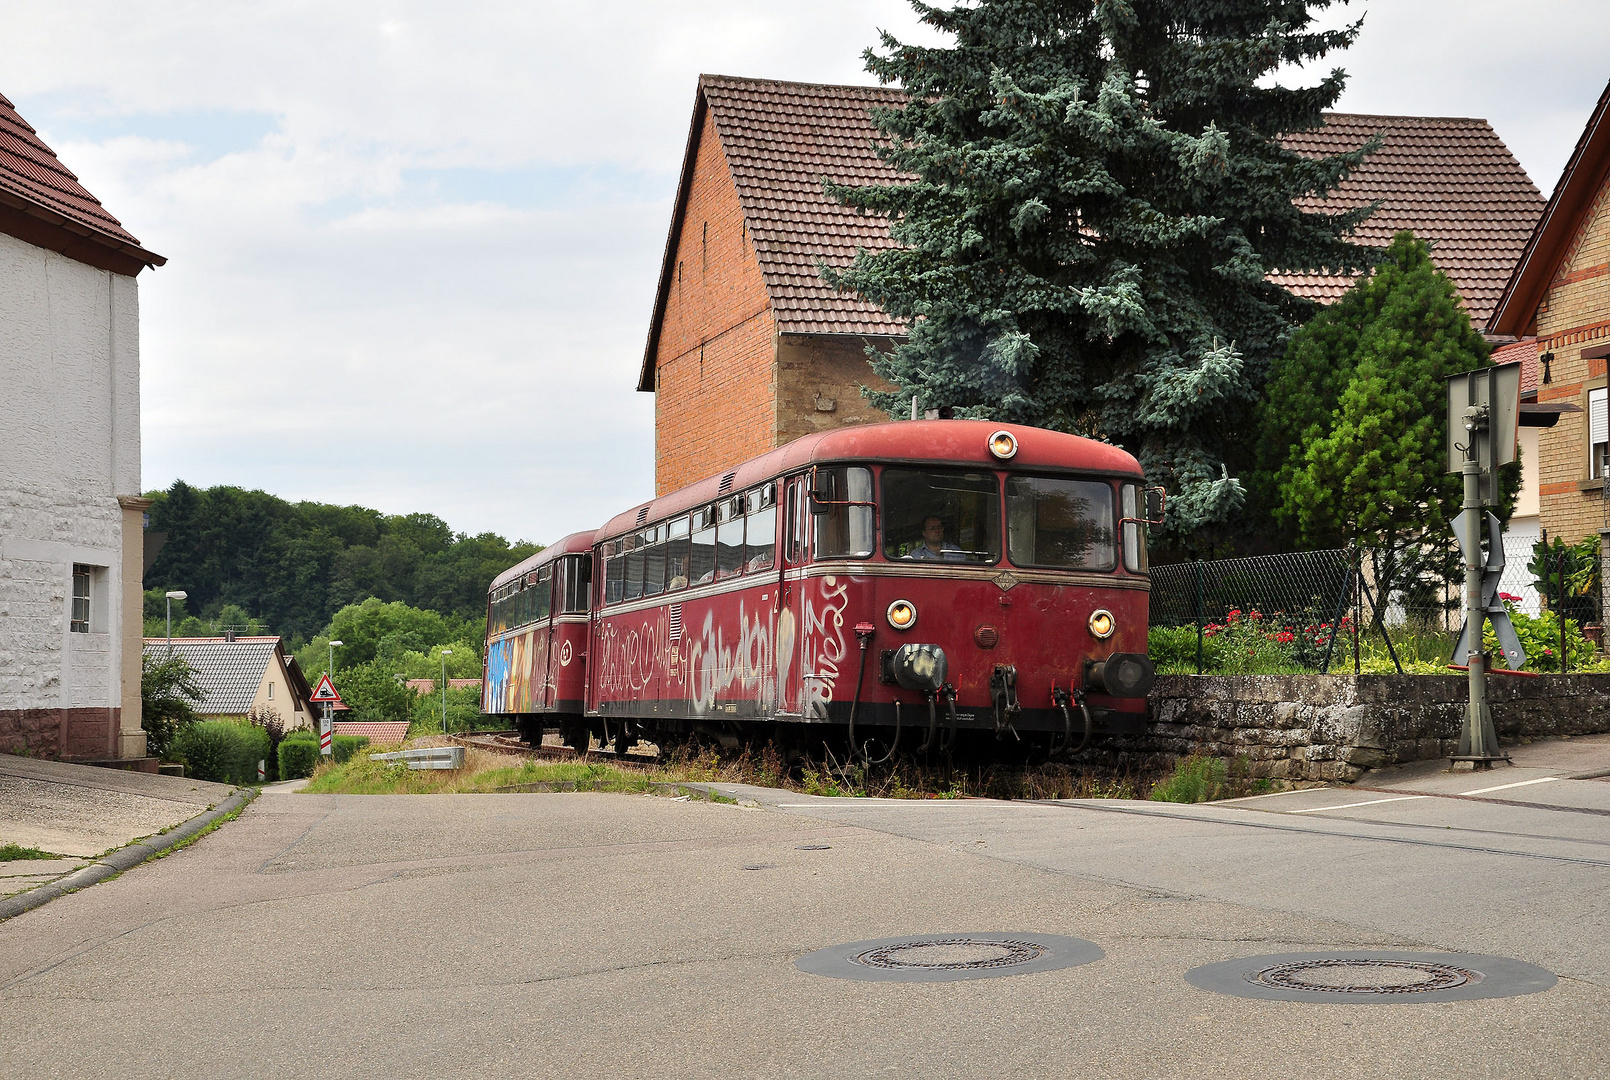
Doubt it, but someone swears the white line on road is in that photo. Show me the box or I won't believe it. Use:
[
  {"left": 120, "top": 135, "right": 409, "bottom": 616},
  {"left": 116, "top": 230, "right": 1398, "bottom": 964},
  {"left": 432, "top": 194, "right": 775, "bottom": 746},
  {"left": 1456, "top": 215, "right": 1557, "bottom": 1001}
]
[
  {"left": 1287, "top": 795, "right": 1432, "bottom": 813},
  {"left": 1459, "top": 776, "right": 1561, "bottom": 796}
]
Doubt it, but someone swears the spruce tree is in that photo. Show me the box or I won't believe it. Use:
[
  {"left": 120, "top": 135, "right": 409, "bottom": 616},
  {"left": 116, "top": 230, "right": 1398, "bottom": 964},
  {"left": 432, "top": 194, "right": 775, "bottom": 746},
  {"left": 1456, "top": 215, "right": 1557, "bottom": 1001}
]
[
  {"left": 825, "top": 0, "right": 1375, "bottom": 534},
  {"left": 1261, "top": 231, "right": 1513, "bottom": 568}
]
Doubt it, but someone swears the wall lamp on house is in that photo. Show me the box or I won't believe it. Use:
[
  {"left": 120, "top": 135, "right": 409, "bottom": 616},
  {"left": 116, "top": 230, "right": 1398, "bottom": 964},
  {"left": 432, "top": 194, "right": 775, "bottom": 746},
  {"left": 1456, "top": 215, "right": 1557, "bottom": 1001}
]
[{"left": 1541, "top": 351, "right": 1554, "bottom": 384}]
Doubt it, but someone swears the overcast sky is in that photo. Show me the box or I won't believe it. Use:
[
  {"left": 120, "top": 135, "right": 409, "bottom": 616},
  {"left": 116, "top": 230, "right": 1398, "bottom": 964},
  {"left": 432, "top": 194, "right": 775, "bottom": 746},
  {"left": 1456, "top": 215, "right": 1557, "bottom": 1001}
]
[{"left": 2, "top": 1, "right": 1606, "bottom": 546}]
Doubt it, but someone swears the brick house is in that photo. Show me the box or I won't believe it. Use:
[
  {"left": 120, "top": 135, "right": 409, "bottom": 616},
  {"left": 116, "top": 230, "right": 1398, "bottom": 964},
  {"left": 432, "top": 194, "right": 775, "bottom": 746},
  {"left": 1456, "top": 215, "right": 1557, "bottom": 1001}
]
[
  {"left": 1489, "top": 78, "right": 1610, "bottom": 558},
  {"left": 641, "top": 76, "right": 1544, "bottom": 498},
  {"left": 0, "top": 91, "right": 165, "bottom": 762}
]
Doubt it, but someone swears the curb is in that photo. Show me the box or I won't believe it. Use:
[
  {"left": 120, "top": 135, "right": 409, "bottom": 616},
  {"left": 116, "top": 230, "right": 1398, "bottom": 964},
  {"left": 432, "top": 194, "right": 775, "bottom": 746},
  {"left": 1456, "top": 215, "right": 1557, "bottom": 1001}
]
[{"left": 0, "top": 787, "right": 258, "bottom": 923}]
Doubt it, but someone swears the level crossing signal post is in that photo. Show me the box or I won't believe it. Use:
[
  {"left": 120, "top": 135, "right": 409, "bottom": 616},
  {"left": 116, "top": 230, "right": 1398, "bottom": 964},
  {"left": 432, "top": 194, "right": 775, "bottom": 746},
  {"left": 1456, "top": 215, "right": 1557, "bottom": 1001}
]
[
  {"left": 1445, "top": 361, "right": 1523, "bottom": 769},
  {"left": 309, "top": 673, "right": 343, "bottom": 758}
]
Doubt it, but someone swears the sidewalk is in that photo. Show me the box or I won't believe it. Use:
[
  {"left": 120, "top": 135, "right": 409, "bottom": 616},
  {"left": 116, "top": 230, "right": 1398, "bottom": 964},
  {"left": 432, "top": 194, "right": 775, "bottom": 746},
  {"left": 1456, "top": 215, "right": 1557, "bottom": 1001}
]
[{"left": 0, "top": 754, "right": 239, "bottom": 906}]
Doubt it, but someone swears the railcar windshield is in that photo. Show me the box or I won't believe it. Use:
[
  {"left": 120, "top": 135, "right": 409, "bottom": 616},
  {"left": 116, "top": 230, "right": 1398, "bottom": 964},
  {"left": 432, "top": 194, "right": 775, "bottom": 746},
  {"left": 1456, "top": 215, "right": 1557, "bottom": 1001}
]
[
  {"left": 1005, "top": 476, "right": 1116, "bottom": 571},
  {"left": 812, "top": 466, "right": 875, "bottom": 559},
  {"left": 882, "top": 468, "right": 1000, "bottom": 565}
]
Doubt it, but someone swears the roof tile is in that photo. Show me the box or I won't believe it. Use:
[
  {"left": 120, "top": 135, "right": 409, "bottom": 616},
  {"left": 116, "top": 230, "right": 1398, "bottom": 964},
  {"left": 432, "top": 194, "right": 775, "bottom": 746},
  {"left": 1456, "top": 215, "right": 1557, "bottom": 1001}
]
[{"left": 143, "top": 637, "right": 283, "bottom": 716}]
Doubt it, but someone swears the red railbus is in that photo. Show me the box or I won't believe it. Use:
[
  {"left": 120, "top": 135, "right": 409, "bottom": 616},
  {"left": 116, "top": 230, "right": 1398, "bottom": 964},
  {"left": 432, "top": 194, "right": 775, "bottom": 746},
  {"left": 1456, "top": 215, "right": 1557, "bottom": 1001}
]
[{"left": 485, "top": 420, "right": 1158, "bottom": 758}]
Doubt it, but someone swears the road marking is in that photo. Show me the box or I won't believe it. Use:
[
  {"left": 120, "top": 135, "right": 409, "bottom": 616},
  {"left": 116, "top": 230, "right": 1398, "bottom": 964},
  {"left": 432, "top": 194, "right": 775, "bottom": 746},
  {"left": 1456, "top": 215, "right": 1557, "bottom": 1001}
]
[
  {"left": 1459, "top": 777, "right": 1561, "bottom": 796},
  {"left": 1287, "top": 795, "right": 1432, "bottom": 814}
]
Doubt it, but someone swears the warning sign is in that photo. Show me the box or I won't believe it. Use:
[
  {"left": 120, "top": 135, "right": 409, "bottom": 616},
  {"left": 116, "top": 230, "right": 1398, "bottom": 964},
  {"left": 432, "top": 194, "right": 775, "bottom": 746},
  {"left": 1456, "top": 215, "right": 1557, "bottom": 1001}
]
[{"left": 310, "top": 673, "right": 343, "bottom": 704}]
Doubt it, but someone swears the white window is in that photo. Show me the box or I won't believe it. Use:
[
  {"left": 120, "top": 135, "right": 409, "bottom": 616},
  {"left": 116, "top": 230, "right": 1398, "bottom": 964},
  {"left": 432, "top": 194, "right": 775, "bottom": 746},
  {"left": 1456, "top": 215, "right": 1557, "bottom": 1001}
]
[
  {"left": 1592, "top": 387, "right": 1609, "bottom": 479},
  {"left": 70, "top": 565, "right": 91, "bottom": 633},
  {"left": 267, "top": 682, "right": 275, "bottom": 700}
]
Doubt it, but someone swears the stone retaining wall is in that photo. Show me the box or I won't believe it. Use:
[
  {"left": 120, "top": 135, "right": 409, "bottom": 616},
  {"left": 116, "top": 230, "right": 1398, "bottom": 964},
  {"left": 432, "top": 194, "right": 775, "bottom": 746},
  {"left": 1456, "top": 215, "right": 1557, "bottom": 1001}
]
[{"left": 1114, "top": 674, "right": 1610, "bottom": 783}]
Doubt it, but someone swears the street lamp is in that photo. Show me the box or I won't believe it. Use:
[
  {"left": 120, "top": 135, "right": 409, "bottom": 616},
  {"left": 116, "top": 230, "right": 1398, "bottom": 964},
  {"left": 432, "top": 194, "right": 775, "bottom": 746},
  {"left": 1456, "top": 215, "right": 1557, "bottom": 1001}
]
[
  {"left": 165, "top": 591, "right": 187, "bottom": 653},
  {"left": 440, "top": 649, "right": 453, "bottom": 735},
  {"left": 327, "top": 640, "right": 343, "bottom": 679}
]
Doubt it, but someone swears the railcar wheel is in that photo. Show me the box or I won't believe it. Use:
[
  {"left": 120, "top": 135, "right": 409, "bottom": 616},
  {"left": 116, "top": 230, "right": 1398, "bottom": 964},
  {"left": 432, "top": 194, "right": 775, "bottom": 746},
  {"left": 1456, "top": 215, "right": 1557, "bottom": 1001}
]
[{"left": 563, "top": 721, "right": 589, "bottom": 757}]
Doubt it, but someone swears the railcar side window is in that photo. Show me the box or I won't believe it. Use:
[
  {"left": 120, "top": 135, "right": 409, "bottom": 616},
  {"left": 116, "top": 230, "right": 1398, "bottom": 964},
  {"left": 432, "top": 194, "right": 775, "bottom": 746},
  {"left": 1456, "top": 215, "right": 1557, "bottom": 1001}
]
[
  {"left": 623, "top": 532, "right": 646, "bottom": 601},
  {"left": 665, "top": 517, "right": 691, "bottom": 591},
  {"left": 811, "top": 466, "right": 875, "bottom": 559},
  {"left": 882, "top": 469, "right": 1000, "bottom": 564},
  {"left": 746, "top": 487, "right": 776, "bottom": 572},
  {"left": 716, "top": 497, "right": 745, "bottom": 580},
  {"left": 1121, "top": 484, "right": 1148, "bottom": 573},
  {"left": 690, "top": 508, "right": 717, "bottom": 585},
  {"left": 642, "top": 523, "right": 667, "bottom": 598},
  {"left": 534, "top": 564, "right": 553, "bottom": 622},
  {"left": 1005, "top": 476, "right": 1116, "bottom": 571},
  {"left": 604, "top": 539, "right": 626, "bottom": 604}
]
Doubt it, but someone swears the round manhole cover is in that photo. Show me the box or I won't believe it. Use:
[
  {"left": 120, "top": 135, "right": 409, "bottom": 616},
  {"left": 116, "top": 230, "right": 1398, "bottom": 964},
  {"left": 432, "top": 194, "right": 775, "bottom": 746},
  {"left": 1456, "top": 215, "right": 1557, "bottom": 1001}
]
[
  {"left": 796, "top": 932, "right": 1102, "bottom": 983},
  {"left": 1186, "top": 951, "right": 1556, "bottom": 1003}
]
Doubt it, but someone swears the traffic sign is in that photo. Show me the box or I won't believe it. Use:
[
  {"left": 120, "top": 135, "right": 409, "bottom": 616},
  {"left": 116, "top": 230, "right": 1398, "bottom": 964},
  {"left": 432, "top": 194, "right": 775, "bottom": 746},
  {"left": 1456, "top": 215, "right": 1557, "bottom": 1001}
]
[{"left": 310, "top": 673, "right": 342, "bottom": 704}]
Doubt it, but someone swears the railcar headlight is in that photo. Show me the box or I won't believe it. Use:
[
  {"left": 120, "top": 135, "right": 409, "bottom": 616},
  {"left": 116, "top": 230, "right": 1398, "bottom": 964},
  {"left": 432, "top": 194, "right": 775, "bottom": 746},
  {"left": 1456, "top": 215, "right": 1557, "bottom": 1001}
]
[
  {"left": 887, "top": 599, "right": 917, "bottom": 631},
  {"left": 1088, "top": 609, "right": 1115, "bottom": 640},
  {"left": 988, "top": 429, "right": 1018, "bottom": 460}
]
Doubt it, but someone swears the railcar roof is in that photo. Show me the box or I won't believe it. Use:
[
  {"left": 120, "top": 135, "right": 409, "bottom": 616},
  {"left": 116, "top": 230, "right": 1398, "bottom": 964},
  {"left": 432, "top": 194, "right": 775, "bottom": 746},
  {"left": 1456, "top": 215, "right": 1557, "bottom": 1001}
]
[
  {"left": 487, "top": 530, "right": 596, "bottom": 592},
  {"left": 598, "top": 421, "right": 1142, "bottom": 540}
]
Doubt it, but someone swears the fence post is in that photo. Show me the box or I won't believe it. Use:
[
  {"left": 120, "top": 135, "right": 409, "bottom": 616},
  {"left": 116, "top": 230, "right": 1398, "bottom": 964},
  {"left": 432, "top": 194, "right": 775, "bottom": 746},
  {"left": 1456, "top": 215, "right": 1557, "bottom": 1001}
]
[
  {"left": 1195, "top": 560, "right": 1205, "bottom": 675},
  {"left": 1353, "top": 542, "right": 1362, "bottom": 675},
  {"left": 1560, "top": 547, "right": 1569, "bottom": 674}
]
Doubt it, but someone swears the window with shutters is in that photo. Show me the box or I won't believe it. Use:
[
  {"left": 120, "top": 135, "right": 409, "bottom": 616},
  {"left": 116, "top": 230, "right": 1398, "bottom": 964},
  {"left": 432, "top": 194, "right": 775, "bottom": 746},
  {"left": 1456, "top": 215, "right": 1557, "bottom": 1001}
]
[{"left": 1592, "top": 387, "right": 1608, "bottom": 479}]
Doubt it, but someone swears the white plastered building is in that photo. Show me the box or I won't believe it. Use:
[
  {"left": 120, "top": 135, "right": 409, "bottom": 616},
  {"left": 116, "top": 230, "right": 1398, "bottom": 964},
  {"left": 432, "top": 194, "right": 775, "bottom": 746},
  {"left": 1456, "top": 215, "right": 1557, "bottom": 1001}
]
[{"left": 0, "top": 91, "right": 165, "bottom": 762}]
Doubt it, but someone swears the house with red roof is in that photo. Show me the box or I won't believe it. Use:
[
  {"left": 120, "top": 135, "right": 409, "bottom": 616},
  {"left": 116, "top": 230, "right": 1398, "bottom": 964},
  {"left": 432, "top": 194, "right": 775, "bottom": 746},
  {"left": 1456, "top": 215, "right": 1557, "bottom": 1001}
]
[
  {"left": 0, "top": 91, "right": 165, "bottom": 763},
  {"left": 1489, "top": 77, "right": 1610, "bottom": 557},
  {"left": 640, "top": 75, "right": 1545, "bottom": 500}
]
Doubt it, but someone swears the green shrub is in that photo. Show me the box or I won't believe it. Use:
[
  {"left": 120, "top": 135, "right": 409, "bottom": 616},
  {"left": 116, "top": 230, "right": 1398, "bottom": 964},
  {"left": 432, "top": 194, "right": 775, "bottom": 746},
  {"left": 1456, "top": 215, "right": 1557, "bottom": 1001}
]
[
  {"left": 1150, "top": 755, "right": 1229, "bottom": 803},
  {"left": 332, "top": 734, "right": 370, "bottom": 764},
  {"left": 1485, "top": 605, "right": 1595, "bottom": 672},
  {"left": 171, "top": 721, "right": 271, "bottom": 785},
  {"left": 278, "top": 738, "right": 320, "bottom": 780},
  {"left": 1148, "top": 625, "right": 1221, "bottom": 673},
  {"left": 283, "top": 729, "right": 316, "bottom": 742}
]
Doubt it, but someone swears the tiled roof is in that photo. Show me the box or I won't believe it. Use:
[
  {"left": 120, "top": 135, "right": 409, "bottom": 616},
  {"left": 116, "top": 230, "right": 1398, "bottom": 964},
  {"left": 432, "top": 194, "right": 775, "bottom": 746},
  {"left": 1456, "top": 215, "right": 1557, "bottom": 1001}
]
[
  {"left": 1490, "top": 338, "right": 1540, "bottom": 397},
  {"left": 332, "top": 721, "right": 410, "bottom": 743},
  {"left": 143, "top": 637, "right": 279, "bottom": 716},
  {"left": 701, "top": 75, "right": 909, "bottom": 338},
  {"left": 0, "top": 91, "right": 163, "bottom": 266},
  {"left": 404, "top": 678, "right": 483, "bottom": 695},
  {"left": 1272, "top": 114, "right": 1544, "bottom": 324},
  {"left": 659, "top": 79, "right": 1542, "bottom": 370}
]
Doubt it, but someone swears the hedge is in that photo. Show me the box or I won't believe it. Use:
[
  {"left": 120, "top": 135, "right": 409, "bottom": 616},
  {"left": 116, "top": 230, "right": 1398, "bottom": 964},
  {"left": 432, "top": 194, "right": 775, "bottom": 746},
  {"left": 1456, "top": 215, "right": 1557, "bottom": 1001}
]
[
  {"left": 278, "top": 738, "right": 320, "bottom": 780},
  {"left": 333, "top": 734, "right": 370, "bottom": 764},
  {"left": 171, "top": 721, "right": 272, "bottom": 785}
]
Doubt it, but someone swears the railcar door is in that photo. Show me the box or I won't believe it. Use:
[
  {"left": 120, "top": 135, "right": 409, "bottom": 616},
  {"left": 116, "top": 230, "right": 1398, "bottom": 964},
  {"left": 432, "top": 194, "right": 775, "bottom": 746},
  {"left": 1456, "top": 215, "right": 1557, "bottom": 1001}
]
[{"left": 777, "top": 474, "right": 809, "bottom": 715}]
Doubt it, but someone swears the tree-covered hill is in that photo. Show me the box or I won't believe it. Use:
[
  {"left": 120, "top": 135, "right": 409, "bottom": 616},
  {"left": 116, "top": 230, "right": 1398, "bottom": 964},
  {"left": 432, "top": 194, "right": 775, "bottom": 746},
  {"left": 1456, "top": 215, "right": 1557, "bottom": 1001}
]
[{"left": 143, "top": 481, "right": 540, "bottom": 642}]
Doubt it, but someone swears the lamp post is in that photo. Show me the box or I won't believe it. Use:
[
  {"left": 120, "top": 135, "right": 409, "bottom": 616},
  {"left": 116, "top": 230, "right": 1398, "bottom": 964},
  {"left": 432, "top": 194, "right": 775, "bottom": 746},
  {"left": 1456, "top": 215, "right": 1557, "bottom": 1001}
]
[
  {"left": 440, "top": 649, "right": 453, "bottom": 735},
  {"left": 165, "top": 591, "right": 187, "bottom": 653},
  {"left": 327, "top": 640, "right": 343, "bottom": 679}
]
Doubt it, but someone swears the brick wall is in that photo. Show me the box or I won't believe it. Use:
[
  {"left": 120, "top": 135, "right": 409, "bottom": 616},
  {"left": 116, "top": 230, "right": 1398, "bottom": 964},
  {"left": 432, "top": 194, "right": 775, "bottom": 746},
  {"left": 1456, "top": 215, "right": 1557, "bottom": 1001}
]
[
  {"left": 653, "top": 108, "right": 777, "bottom": 495},
  {"left": 1537, "top": 179, "right": 1610, "bottom": 543}
]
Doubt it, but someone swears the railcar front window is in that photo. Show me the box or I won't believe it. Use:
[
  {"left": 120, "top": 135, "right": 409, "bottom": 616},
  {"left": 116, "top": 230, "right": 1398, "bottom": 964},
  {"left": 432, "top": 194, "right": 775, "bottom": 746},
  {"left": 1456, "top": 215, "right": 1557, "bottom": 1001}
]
[
  {"left": 1006, "top": 476, "right": 1116, "bottom": 571},
  {"left": 559, "top": 555, "right": 591, "bottom": 614},
  {"left": 882, "top": 469, "right": 1000, "bottom": 565},
  {"left": 811, "top": 466, "right": 875, "bottom": 559}
]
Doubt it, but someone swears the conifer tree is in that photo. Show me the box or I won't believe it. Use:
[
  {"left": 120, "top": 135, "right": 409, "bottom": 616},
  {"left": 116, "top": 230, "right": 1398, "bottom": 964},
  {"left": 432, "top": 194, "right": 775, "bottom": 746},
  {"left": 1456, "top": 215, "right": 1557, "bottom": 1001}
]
[
  {"left": 1261, "top": 231, "right": 1513, "bottom": 569},
  {"left": 825, "top": 0, "right": 1375, "bottom": 534}
]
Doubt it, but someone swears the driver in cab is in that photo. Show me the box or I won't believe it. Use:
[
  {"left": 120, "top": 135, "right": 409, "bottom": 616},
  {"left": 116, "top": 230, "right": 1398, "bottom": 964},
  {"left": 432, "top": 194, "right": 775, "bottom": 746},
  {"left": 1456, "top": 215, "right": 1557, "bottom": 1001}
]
[{"left": 908, "top": 516, "right": 964, "bottom": 562}]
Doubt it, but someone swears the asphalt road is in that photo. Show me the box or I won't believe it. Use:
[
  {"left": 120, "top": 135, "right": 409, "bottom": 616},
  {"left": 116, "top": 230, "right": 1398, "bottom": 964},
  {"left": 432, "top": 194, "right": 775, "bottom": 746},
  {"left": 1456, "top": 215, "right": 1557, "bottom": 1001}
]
[{"left": 2, "top": 762, "right": 1608, "bottom": 1078}]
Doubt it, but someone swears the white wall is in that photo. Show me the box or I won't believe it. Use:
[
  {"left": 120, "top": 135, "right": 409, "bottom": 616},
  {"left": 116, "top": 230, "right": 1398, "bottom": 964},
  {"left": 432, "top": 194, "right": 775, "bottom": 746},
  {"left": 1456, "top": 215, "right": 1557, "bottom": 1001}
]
[{"left": 0, "top": 230, "right": 141, "bottom": 715}]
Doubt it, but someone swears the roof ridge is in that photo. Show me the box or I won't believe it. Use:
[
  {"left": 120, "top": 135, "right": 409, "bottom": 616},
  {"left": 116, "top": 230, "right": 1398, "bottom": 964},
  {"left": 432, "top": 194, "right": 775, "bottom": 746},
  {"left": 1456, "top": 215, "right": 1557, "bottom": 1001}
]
[{"left": 701, "top": 73, "right": 905, "bottom": 96}]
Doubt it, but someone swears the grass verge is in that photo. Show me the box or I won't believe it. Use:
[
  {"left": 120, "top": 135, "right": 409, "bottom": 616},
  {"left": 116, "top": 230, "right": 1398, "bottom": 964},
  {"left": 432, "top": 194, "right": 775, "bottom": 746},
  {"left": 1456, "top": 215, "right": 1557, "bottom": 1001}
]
[
  {"left": 1149, "top": 754, "right": 1274, "bottom": 803},
  {"left": 0, "top": 843, "right": 64, "bottom": 861}
]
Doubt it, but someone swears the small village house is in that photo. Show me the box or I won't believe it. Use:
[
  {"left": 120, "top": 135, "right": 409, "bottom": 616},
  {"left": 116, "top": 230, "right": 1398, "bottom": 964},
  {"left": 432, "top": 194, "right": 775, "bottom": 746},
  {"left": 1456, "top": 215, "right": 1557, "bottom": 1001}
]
[
  {"left": 0, "top": 91, "right": 165, "bottom": 762},
  {"left": 142, "top": 637, "right": 316, "bottom": 731}
]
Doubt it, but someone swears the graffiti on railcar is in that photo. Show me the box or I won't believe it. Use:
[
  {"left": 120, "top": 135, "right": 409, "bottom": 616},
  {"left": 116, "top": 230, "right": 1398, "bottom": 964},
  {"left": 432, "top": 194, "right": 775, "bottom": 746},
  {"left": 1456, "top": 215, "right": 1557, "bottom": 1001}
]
[
  {"left": 595, "top": 610, "right": 665, "bottom": 697},
  {"left": 684, "top": 600, "right": 776, "bottom": 714},
  {"left": 484, "top": 627, "right": 550, "bottom": 714},
  {"left": 801, "top": 576, "right": 850, "bottom": 720}
]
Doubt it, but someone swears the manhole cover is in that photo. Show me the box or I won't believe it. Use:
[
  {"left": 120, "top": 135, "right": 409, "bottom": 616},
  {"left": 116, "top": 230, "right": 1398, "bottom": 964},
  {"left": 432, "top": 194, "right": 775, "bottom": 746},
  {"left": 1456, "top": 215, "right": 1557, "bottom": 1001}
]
[
  {"left": 796, "top": 932, "right": 1102, "bottom": 983},
  {"left": 1186, "top": 951, "right": 1556, "bottom": 1003}
]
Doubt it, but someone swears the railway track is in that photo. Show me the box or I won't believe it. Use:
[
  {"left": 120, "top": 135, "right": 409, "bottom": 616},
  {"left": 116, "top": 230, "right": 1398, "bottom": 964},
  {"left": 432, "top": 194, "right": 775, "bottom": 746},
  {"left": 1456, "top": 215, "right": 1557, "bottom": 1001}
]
[{"left": 453, "top": 730, "right": 662, "bottom": 767}]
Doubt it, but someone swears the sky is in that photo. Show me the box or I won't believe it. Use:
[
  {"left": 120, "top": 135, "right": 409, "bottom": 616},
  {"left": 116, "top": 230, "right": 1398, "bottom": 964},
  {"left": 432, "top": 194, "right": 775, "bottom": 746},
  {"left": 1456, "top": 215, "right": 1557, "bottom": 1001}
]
[{"left": 1, "top": 0, "right": 1607, "bottom": 547}]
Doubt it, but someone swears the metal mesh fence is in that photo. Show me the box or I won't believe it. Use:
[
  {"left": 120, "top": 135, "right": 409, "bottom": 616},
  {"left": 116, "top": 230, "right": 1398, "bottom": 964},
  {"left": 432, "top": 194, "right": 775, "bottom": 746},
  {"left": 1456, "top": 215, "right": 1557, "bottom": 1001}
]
[{"left": 1150, "top": 536, "right": 1604, "bottom": 675}]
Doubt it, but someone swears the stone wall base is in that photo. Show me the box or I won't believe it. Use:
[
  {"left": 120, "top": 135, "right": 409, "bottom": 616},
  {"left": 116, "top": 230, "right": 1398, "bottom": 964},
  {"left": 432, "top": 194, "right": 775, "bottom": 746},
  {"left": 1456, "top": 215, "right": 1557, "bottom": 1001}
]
[
  {"left": 1104, "top": 675, "right": 1610, "bottom": 784},
  {"left": 0, "top": 706, "right": 120, "bottom": 760}
]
